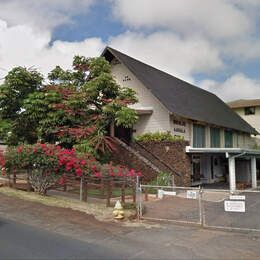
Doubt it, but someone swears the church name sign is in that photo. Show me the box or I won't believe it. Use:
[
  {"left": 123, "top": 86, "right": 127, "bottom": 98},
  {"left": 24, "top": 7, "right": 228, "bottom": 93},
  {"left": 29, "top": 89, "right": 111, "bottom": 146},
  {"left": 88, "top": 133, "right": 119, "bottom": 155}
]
[{"left": 173, "top": 119, "right": 188, "bottom": 138}]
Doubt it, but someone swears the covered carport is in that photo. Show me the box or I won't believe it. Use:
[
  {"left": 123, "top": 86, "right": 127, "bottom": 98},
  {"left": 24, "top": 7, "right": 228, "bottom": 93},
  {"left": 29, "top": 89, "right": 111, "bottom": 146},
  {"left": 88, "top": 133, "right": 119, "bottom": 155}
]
[{"left": 186, "top": 147, "right": 260, "bottom": 192}]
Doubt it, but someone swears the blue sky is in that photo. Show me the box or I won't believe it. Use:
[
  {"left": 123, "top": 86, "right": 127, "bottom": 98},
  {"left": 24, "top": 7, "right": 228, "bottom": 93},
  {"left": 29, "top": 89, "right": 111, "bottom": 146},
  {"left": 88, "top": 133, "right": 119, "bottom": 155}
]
[
  {"left": 0, "top": 0, "right": 260, "bottom": 101},
  {"left": 52, "top": 1, "right": 125, "bottom": 42}
]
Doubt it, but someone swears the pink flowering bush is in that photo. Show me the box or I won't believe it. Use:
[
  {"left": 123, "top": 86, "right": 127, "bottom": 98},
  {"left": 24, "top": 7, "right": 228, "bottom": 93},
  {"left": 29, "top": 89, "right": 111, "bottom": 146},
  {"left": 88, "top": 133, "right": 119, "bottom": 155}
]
[
  {"left": 0, "top": 143, "right": 141, "bottom": 195},
  {"left": 0, "top": 143, "right": 89, "bottom": 194},
  {"left": 86, "top": 160, "right": 142, "bottom": 179}
]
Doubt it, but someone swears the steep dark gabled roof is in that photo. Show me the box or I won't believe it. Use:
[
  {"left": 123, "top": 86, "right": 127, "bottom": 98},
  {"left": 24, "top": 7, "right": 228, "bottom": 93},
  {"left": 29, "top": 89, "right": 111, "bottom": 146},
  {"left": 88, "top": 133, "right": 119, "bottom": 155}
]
[{"left": 102, "top": 47, "right": 258, "bottom": 135}]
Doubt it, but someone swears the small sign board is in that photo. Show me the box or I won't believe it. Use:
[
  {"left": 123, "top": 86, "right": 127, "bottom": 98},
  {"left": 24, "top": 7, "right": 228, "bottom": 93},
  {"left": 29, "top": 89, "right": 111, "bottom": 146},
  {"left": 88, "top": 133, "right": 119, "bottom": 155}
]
[
  {"left": 224, "top": 200, "right": 245, "bottom": 212},
  {"left": 158, "top": 189, "right": 164, "bottom": 199},
  {"left": 187, "top": 190, "right": 197, "bottom": 199},
  {"left": 157, "top": 190, "right": 177, "bottom": 199},
  {"left": 229, "top": 195, "right": 245, "bottom": 200},
  {"left": 164, "top": 191, "right": 177, "bottom": 196}
]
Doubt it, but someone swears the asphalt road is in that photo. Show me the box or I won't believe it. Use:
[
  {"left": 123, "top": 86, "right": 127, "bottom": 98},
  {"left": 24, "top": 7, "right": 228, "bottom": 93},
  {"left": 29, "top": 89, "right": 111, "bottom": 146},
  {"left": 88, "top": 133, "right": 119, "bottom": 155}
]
[
  {"left": 0, "top": 217, "right": 118, "bottom": 260},
  {"left": 1, "top": 193, "right": 260, "bottom": 259}
]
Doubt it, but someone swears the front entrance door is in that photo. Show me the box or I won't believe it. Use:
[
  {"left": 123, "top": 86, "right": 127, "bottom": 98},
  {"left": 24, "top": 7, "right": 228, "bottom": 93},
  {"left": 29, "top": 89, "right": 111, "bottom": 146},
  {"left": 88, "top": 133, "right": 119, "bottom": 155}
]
[
  {"left": 114, "top": 125, "right": 132, "bottom": 145},
  {"left": 192, "top": 155, "right": 201, "bottom": 183}
]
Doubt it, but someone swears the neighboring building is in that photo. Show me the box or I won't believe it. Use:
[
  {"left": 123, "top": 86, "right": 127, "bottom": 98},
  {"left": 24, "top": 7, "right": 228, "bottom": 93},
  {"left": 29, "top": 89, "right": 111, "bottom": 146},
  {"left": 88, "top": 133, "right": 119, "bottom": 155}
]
[
  {"left": 228, "top": 99, "right": 260, "bottom": 143},
  {"left": 102, "top": 47, "right": 260, "bottom": 190}
]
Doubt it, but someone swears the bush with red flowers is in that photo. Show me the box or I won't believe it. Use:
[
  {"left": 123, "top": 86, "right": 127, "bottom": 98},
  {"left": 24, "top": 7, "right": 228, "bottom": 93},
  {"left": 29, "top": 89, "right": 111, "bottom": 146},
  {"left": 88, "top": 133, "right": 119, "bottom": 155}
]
[
  {"left": 85, "top": 160, "right": 142, "bottom": 179},
  {"left": 0, "top": 143, "right": 141, "bottom": 195},
  {"left": 0, "top": 143, "right": 90, "bottom": 194}
]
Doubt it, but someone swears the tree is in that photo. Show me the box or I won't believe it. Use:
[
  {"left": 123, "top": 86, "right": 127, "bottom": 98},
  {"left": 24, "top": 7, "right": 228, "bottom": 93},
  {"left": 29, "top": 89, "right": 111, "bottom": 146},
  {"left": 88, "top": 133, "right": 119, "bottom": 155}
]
[
  {"left": 0, "top": 67, "right": 43, "bottom": 144},
  {"left": 0, "top": 56, "right": 138, "bottom": 154},
  {"left": 23, "top": 56, "right": 138, "bottom": 154}
]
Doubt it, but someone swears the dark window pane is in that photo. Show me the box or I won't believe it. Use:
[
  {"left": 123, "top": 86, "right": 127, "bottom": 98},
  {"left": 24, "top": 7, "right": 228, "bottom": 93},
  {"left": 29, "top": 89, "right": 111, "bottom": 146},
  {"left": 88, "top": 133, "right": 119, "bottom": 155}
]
[
  {"left": 225, "top": 130, "right": 233, "bottom": 148},
  {"left": 210, "top": 127, "right": 220, "bottom": 147},
  {"left": 244, "top": 107, "right": 255, "bottom": 115},
  {"left": 193, "top": 124, "right": 205, "bottom": 148}
]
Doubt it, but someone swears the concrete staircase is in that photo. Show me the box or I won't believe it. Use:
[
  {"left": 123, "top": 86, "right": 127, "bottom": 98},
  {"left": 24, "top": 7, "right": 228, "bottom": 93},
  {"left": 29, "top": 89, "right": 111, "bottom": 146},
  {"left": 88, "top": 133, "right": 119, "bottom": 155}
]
[
  {"left": 114, "top": 138, "right": 184, "bottom": 185},
  {"left": 114, "top": 138, "right": 162, "bottom": 175}
]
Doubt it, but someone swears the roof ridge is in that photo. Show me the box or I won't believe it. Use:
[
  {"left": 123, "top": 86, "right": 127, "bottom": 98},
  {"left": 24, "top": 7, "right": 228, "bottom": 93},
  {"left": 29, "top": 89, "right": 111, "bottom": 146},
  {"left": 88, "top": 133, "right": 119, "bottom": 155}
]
[{"left": 106, "top": 46, "right": 214, "bottom": 96}]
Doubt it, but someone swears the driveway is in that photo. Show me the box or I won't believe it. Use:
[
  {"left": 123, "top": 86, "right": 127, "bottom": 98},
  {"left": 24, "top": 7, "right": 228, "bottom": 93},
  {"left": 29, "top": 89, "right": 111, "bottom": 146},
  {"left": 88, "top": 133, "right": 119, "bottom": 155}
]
[{"left": 0, "top": 193, "right": 260, "bottom": 259}]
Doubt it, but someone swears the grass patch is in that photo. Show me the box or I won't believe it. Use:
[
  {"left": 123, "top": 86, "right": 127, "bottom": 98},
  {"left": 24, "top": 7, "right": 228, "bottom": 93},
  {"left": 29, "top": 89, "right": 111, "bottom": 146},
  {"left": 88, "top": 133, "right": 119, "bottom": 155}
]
[{"left": 0, "top": 187, "right": 136, "bottom": 221}]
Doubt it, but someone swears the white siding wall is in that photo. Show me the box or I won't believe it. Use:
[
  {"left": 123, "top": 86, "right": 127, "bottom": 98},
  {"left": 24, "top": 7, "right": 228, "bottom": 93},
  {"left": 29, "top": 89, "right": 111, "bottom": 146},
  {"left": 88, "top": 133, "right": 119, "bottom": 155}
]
[
  {"left": 233, "top": 107, "right": 260, "bottom": 139},
  {"left": 111, "top": 61, "right": 171, "bottom": 136},
  {"left": 244, "top": 133, "right": 256, "bottom": 148}
]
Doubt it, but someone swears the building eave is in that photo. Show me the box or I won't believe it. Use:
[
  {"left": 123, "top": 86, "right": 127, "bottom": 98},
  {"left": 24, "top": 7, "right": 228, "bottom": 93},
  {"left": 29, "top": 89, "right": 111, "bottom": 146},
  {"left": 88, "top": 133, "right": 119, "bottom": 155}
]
[{"left": 186, "top": 146, "right": 260, "bottom": 157}]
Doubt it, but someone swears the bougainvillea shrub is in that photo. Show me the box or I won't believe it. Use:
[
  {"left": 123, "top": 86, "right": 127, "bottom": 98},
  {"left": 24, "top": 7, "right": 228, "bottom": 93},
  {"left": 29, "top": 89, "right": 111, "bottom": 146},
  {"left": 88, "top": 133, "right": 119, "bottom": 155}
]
[
  {"left": 85, "top": 160, "right": 142, "bottom": 179},
  {"left": 0, "top": 143, "right": 141, "bottom": 195},
  {"left": 0, "top": 143, "right": 90, "bottom": 194}
]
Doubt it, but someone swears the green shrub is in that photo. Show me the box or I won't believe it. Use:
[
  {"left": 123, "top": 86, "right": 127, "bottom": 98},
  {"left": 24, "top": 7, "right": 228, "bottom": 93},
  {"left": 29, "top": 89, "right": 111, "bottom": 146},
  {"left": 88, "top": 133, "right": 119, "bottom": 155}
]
[
  {"left": 146, "top": 172, "right": 173, "bottom": 194},
  {"left": 149, "top": 171, "right": 173, "bottom": 186},
  {"left": 253, "top": 144, "right": 260, "bottom": 150},
  {"left": 135, "top": 131, "right": 183, "bottom": 142}
]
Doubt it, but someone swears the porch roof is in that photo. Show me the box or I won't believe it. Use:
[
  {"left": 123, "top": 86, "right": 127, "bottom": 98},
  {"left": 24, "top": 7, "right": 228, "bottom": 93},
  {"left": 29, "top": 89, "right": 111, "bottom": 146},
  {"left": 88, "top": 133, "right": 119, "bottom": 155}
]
[
  {"left": 133, "top": 107, "right": 153, "bottom": 115},
  {"left": 186, "top": 146, "right": 260, "bottom": 157}
]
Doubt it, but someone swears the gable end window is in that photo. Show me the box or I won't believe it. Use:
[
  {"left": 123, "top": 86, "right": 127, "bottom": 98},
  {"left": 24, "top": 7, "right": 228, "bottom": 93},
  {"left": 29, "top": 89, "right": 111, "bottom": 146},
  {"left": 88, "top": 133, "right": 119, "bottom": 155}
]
[{"left": 244, "top": 106, "right": 255, "bottom": 115}]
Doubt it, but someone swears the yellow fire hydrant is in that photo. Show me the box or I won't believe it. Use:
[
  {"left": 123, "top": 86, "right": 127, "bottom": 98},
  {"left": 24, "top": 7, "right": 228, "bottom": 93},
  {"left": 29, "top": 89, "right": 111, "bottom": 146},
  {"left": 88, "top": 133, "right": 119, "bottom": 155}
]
[{"left": 113, "top": 201, "right": 125, "bottom": 220}]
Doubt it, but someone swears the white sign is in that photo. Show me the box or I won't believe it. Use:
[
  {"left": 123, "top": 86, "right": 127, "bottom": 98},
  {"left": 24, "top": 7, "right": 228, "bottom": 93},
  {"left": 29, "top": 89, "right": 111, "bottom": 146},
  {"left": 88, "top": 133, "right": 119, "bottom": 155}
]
[
  {"left": 158, "top": 189, "right": 164, "bottom": 199},
  {"left": 229, "top": 195, "right": 246, "bottom": 200},
  {"left": 187, "top": 190, "right": 197, "bottom": 199},
  {"left": 224, "top": 200, "right": 245, "bottom": 212},
  {"left": 173, "top": 119, "right": 187, "bottom": 139},
  {"left": 157, "top": 190, "right": 177, "bottom": 199},
  {"left": 164, "top": 191, "right": 177, "bottom": 196}
]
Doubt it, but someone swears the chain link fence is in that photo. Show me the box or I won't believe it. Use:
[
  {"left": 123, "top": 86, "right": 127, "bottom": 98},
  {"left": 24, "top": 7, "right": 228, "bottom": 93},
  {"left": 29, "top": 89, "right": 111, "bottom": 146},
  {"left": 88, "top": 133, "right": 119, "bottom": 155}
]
[
  {"left": 202, "top": 189, "right": 260, "bottom": 232},
  {"left": 137, "top": 184, "right": 202, "bottom": 225},
  {"left": 137, "top": 184, "right": 260, "bottom": 232}
]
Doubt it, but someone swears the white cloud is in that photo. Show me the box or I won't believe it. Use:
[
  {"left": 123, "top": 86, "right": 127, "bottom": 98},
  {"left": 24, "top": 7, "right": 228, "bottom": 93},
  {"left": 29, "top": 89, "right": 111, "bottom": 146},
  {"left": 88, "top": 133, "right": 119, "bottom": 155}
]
[
  {"left": 109, "top": 31, "right": 223, "bottom": 82},
  {"left": 232, "top": 0, "right": 260, "bottom": 7},
  {"left": 0, "top": 0, "right": 94, "bottom": 31},
  {"left": 0, "top": 0, "right": 259, "bottom": 102},
  {"left": 109, "top": 0, "right": 260, "bottom": 100},
  {"left": 199, "top": 73, "right": 260, "bottom": 101},
  {"left": 111, "top": 0, "right": 252, "bottom": 40},
  {"left": 0, "top": 19, "right": 105, "bottom": 79},
  {"left": 222, "top": 39, "right": 260, "bottom": 61}
]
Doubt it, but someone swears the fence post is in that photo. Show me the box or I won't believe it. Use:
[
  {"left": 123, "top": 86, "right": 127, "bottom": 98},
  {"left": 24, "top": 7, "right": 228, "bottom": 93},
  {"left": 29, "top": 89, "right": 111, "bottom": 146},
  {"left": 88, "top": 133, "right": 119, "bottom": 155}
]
[
  {"left": 83, "top": 177, "right": 88, "bottom": 202},
  {"left": 199, "top": 187, "right": 206, "bottom": 227},
  {"left": 26, "top": 169, "right": 32, "bottom": 192},
  {"left": 106, "top": 178, "right": 111, "bottom": 207},
  {"left": 121, "top": 178, "right": 125, "bottom": 204},
  {"left": 13, "top": 169, "right": 16, "bottom": 189},
  {"left": 133, "top": 181, "right": 136, "bottom": 203},
  {"left": 79, "top": 177, "right": 83, "bottom": 201},
  {"left": 8, "top": 174, "right": 11, "bottom": 187},
  {"left": 198, "top": 186, "right": 202, "bottom": 226},
  {"left": 136, "top": 176, "right": 142, "bottom": 221}
]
